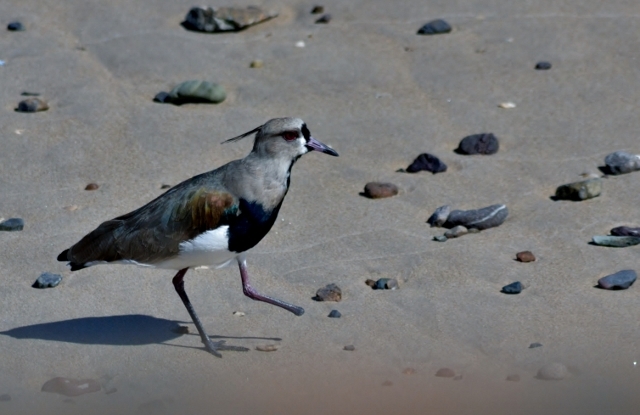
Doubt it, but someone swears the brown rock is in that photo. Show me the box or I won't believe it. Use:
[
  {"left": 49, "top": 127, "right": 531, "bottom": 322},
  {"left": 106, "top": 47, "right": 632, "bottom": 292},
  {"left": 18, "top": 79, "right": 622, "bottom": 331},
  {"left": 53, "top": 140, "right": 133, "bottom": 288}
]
[
  {"left": 363, "top": 182, "right": 399, "bottom": 199},
  {"left": 85, "top": 183, "right": 99, "bottom": 191},
  {"left": 41, "top": 377, "right": 101, "bottom": 397},
  {"left": 311, "top": 5, "right": 324, "bottom": 14},
  {"left": 435, "top": 368, "right": 455, "bottom": 378},
  {"left": 314, "top": 283, "right": 341, "bottom": 302},
  {"left": 516, "top": 251, "right": 536, "bottom": 262}
]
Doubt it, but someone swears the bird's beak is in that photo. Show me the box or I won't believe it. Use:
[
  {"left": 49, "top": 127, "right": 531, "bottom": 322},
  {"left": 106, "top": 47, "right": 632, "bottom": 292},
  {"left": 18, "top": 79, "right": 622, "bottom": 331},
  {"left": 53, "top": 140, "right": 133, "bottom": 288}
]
[{"left": 306, "top": 136, "right": 339, "bottom": 157}]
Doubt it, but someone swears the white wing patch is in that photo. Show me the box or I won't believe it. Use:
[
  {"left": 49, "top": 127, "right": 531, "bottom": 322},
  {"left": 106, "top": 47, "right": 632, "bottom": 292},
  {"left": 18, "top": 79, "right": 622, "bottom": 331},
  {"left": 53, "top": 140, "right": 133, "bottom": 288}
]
[{"left": 155, "top": 225, "right": 237, "bottom": 270}]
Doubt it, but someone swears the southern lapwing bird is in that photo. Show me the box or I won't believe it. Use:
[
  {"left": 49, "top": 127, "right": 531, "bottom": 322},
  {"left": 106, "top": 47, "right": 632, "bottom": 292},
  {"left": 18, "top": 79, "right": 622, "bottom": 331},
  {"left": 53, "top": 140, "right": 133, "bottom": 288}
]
[{"left": 57, "top": 117, "right": 338, "bottom": 357}]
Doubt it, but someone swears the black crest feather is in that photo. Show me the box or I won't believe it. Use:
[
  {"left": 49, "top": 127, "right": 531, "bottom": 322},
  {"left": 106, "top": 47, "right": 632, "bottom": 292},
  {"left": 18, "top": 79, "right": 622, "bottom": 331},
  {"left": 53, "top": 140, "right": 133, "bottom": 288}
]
[{"left": 221, "top": 125, "right": 262, "bottom": 144}]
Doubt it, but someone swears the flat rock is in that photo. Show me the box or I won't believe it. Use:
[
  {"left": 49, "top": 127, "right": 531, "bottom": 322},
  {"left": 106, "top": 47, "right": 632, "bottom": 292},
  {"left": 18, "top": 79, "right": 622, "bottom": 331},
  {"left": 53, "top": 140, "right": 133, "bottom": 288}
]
[
  {"left": 535, "top": 61, "right": 551, "bottom": 70},
  {"left": 183, "top": 6, "right": 277, "bottom": 33},
  {"left": 604, "top": 151, "right": 640, "bottom": 175},
  {"left": 314, "top": 283, "right": 342, "bottom": 301},
  {"left": 41, "top": 377, "right": 101, "bottom": 397},
  {"left": 328, "top": 310, "right": 341, "bottom": 318},
  {"left": 406, "top": 153, "right": 447, "bottom": 174},
  {"left": 516, "top": 251, "right": 536, "bottom": 262},
  {"left": 16, "top": 98, "right": 49, "bottom": 113},
  {"left": 0, "top": 218, "right": 24, "bottom": 231},
  {"left": 457, "top": 133, "right": 499, "bottom": 155},
  {"left": 157, "top": 81, "right": 226, "bottom": 105},
  {"left": 597, "top": 269, "right": 637, "bottom": 290},
  {"left": 536, "top": 363, "right": 567, "bottom": 380},
  {"left": 417, "top": 19, "right": 452, "bottom": 35},
  {"left": 501, "top": 281, "right": 522, "bottom": 294},
  {"left": 611, "top": 226, "right": 640, "bottom": 237},
  {"left": 592, "top": 235, "right": 640, "bottom": 247},
  {"left": 555, "top": 177, "right": 602, "bottom": 201},
  {"left": 427, "top": 205, "right": 450, "bottom": 227},
  {"left": 363, "top": 182, "right": 398, "bottom": 199},
  {"left": 444, "top": 225, "right": 467, "bottom": 238},
  {"left": 33, "top": 272, "right": 63, "bottom": 289},
  {"left": 435, "top": 368, "right": 456, "bottom": 378},
  {"left": 444, "top": 204, "right": 508, "bottom": 230}
]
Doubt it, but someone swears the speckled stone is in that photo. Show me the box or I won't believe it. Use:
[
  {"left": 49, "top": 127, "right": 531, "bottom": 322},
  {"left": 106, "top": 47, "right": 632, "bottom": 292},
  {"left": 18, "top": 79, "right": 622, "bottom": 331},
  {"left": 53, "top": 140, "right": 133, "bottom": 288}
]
[
  {"left": 592, "top": 235, "right": 640, "bottom": 247},
  {"left": 444, "top": 204, "right": 508, "bottom": 230},
  {"left": 597, "top": 270, "right": 636, "bottom": 290},
  {"left": 427, "top": 205, "right": 450, "bottom": 227},
  {"left": 314, "top": 283, "right": 342, "bottom": 302},
  {"left": 604, "top": 151, "right": 640, "bottom": 175},
  {"left": 444, "top": 225, "right": 467, "bottom": 238},
  {"left": 417, "top": 19, "right": 452, "bottom": 35},
  {"left": 183, "top": 6, "right": 277, "bottom": 33},
  {"left": 16, "top": 97, "right": 49, "bottom": 113},
  {"left": 535, "top": 61, "right": 551, "bottom": 70},
  {"left": 457, "top": 133, "right": 499, "bottom": 155},
  {"left": 516, "top": 251, "right": 536, "bottom": 262},
  {"left": 33, "top": 272, "right": 63, "bottom": 289},
  {"left": 537, "top": 363, "right": 567, "bottom": 380},
  {"left": 435, "top": 368, "right": 456, "bottom": 378},
  {"left": 555, "top": 177, "right": 602, "bottom": 201},
  {"left": 611, "top": 226, "right": 640, "bottom": 237},
  {"left": 328, "top": 309, "right": 341, "bottom": 318},
  {"left": 363, "top": 182, "right": 399, "bottom": 199},
  {"left": 41, "top": 378, "right": 101, "bottom": 397},
  {"left": 501, "top": 281, "right": 522, "bottom": 294},
  {"left": 406, "top": 153, "right": 447, "bottom": 174}
]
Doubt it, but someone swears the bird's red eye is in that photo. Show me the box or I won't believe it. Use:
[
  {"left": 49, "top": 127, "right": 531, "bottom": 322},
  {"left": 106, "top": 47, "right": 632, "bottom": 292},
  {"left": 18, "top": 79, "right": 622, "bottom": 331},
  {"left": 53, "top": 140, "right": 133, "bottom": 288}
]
[{"left": 282, "top": 131, "right": 298, "bottom": 141}]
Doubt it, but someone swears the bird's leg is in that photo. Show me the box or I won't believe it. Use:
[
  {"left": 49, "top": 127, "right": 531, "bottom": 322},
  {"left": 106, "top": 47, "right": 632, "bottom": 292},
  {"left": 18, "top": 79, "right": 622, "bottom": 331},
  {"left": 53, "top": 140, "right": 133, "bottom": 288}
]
[
  {"left": 172, "top": 268, "right": 248, "bottom": 357},
  {"left": 237, "top": 257, "right": 305, "bottom": 316}
]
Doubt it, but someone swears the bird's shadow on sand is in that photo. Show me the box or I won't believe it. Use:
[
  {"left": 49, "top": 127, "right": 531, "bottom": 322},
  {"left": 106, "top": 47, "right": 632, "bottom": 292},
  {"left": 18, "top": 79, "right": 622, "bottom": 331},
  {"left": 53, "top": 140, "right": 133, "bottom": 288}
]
[{"left": 0, "top": 314, "right": 281, "bottom": 347}]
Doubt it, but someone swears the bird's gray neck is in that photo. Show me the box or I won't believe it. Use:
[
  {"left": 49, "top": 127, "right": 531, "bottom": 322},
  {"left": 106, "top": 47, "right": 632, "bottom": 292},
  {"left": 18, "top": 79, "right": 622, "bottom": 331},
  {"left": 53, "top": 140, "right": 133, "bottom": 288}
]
[{"left": 233, "top": 152, "right": 295, "bottom": 209}]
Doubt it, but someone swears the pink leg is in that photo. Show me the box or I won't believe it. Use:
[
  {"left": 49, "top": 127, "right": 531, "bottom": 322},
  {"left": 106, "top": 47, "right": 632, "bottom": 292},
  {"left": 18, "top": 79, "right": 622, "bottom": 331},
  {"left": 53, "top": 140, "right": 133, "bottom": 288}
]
[{"left": 238, "top": 258, "right": 305, "bottom": 316}]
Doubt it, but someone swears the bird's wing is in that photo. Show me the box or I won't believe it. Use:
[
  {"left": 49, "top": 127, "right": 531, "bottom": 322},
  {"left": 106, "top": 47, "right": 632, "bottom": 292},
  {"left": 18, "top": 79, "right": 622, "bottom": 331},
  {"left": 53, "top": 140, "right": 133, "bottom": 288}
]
[{"left": 59, "top": 186, "right": 238, "bottom": 268}]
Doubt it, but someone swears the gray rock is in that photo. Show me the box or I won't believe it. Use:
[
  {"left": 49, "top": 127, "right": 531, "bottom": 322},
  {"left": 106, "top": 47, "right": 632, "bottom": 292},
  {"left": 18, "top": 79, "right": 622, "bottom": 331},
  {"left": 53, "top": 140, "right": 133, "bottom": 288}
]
[
  {"left": 184, "top": 6, "right": 277, "bottom": 33},
  {"left": 162, "top": 81, "right": 226, "bottom": 105},
  {"left": 444, "top": 225, "right": 468, "bottom": 238},
  {"left": 611, "top": 226, "right": 640, "bottom": 237},
  {"left": 529, "top": 342, "right": 543, "bottom": 348},
  {"left": 314, "top": 283, "right": 342, "bottom": 302},
  {"left": 311, "top": 6, "right": 324, "bottom": 14},
  {"left": 444, "top": 204, "right": 508, "bottom": 230},
  {"left": 536, "top": 363, "right": 567, "bottom": 380},
  {"left": 16, "top": 98, "right": 48, "bottom": 113},
  {"left": 375, "top": 278, "right": 398, "bottom": 290},
  {"left": 592, "top": 235, "right": 640, "bottom": 247},
  {"left": 33, "top": 272, "right": 63, "bottom": 289},
  {"left": 555, "top": 177, "right": 602, "bottom": 201},
  {"left": 406, "top": 153, "right": 447, "bottom": 174},
  {"left": 328, "top": 309, "right": 341, "bottom": 318},
  {"left": 0, "top": 218, "right": 24, "bottom": 231},
  {"left": 433, "top": 235, "right": 448, "bottom": 242},
  {"left": 457, "top": 133, "right": 499, "bottom": 155},
  {"left": 501, "top": 281, "right": 522, "bottom": 294},
  {"left": 597, "top": 269, "right": 637, "bottom": 290},
  {"left": 604, "top": 151, "right": 640, "bottom": 175},
  {"left": 417, "top": 19, "right": 452, "bottom": 35},
  {"left": 427, "top": 205, "right": 450, "bottom": 227}
]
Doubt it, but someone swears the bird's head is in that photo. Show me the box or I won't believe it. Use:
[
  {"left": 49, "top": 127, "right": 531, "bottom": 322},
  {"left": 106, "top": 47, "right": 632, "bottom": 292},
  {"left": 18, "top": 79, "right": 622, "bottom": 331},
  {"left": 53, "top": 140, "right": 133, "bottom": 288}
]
[{"left": 223, "top": 117, "right": 339, "bottom": 160}]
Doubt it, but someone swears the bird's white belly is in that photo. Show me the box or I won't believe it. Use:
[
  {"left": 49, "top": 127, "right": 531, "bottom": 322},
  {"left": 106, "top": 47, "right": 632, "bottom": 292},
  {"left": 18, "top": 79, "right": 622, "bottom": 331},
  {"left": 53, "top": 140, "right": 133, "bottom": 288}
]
[{"left": 154, "top": 226, "right": 238, "bottom": 270}]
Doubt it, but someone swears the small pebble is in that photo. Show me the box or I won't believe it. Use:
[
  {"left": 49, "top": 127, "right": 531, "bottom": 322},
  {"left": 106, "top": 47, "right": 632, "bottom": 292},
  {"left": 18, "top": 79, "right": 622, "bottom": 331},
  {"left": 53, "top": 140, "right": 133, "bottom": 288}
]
[
  {"left": 21, "top": 91, "right": 40, "bottom": 96},
  {"left": 506, "top": 374, "right": 520, "bottom": 382},
  {"left": 32, "top": 272, "right": 63, "bottom": 289},
  {"left": 402, "top": 368, "right": 416, "bottom": 375},
  {"left": 555, "top": 177, "right": 601, "bottom": 201},
  {"left": 0, "top": 394, "right": 11, "bottom": 401},
  {"left": 160, "top": 184, "right": 171, "bottom": 189},
  {"left": 604, "top": 151, "right": 640, "bottom": 175},
  {"left": 444, "top": 204, "right": 508, "bottom": 230},
  {"left": 433, "top": 235, "right": 448, "bottom": 242},
  {"left": 592, "top": 235, "right": 640, "bottom": 247},
  {"left": 365, "top": 279, "right": 376, "bottom": 287},
  {"left": 256, "top": 344, "right": 279, "bottom": 352},
  {"left": 498, "top": 102, "right": 516, "bottom": 109},
  {"left": 41, "top": 378, "right": 101, "bottom": 397},
  {"left": 444, "top": 225, "right": 467, "bottom": 239},
  {"left": 536, "top": 363, "right": 567, "bottom": 380},
  {"left": 315, "top": 14, "right": 331, "bottom": 24},
  {"left": 597, "top": 269, "right": 637, "bottom": 290},
  {"left": 343, "top": 345, "right": 355, "bottom": 351},
  {"left": 0, "top": 218, "right": 24, "bottom": 231},
  {"left": 64, "top": 205, "right": 79, "bottom": 211},
  {"left": 529, "top": 342, "right": 543, "bottom": 349},
  {"left": 406, "top": 153, "right": 447, "bottom": 174},
  {"left": 427, "top": 205, "right": 450, "bottom": 227},
  {"left": 375, "top": 278, "right": 398, "bottom": 290},
  {"left": 516, "top": 251, "right": 536, "bottom": 262},
  {"left": 314, "top": 283, "right": 342, "bottom": 302},
  {"left": 249, "top": 59, "right": 263, "bottom": 68},
  {"left": 363, "top": 182, "right": 399, "bottom": 199},
  {"left": 501, "top": 281, "right": 522, "bottom": 294},
  {"left": 535, "top": 61, "right": 552, "bottom": 70},
  {"left": 311, "top": 6, "right": 324, "bottom": 14},
  {"left": 85, "top": 183, "right": 99, "bottom": 191},
  {"left": 16, "top": 98, "right": 49, "bottom": 113},
  {"left": 457, "top": 133, "right": 499, "bottom": 155},
  {"left": 7, "top": 21, "right": 25, "bottom": 31},
  {"left": 417, "top": 19, "right": 452, "bottom": 35},
  {"left": 381, "top": 380, "right": 393, "bottom": 386},
  {"left": 611, "top": 226, "right": 640, "bottom": 237},
  {"left": 328, "top": 310, "right": 341, "bottom": 318},
  {"left": 435, "top": 368, "right": 456, "bottom": 378},
  {"left": 232, "top": 311, "right": 245, "bottom": 316}
]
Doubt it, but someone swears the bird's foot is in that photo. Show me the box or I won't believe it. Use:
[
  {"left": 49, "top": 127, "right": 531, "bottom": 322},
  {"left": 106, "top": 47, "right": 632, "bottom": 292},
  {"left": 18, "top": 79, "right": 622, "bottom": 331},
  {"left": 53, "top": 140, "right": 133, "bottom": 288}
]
[{"left": 202, "top": 338, "right": 250, "bottom": 357}]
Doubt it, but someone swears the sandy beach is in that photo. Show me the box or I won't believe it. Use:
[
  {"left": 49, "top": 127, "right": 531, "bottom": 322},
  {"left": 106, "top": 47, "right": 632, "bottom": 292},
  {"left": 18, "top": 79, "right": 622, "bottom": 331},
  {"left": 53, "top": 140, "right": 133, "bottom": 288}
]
[{"left": 1, "top": 0, "right": 640, "bottom": 413}]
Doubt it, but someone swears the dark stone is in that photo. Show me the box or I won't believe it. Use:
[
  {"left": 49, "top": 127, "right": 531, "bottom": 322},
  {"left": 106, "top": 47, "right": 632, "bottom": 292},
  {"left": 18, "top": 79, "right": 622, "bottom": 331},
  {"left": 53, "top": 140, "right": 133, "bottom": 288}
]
[
  {"left": 457, "top": 133, "right": 499, "bottom": 155},
  {"left": 153, "top": 92, "right": 171, "bottom": 103},
  {"left": 314, "top": 283, "right": 342, "bottom": 301},
  {"left": 417, "top": 19, "right": 452, "bottom": 35},
  {"left": 85, "top": 183, "right": 99, "bottom": 191},
  {"left": 328, "top": 310, "right": 341, "bottom": 318},
  {"left": 7, "top": 21, "right": 24, "bottom": 31},
  {"left": 501, "top": 281, "right": 522, "bottom": 294},
  {"left": 516, "top": 251, "right": 536, "bottom": 262},
  {"left": 0, "top": 218, "right": 24, "bottom": 231},
  {"left": 33, "top": 272, "right": 63, "bottom": 289},
  {"left": 611, "top": 226, "right": 640, "bottom": 237},
  {"left": 41, "top": 378, "right": 101, "bottom": 397},
  {"left": 343, "top": 345, "right": 355, "bottom": 351},
  {"left": 311, "top": 6, "right": 324, "bottom": 14},
  {"left": 529, "top": 342, "right": 543, "bottom": 349},
  {"left": 604, "top": 151, "right": 640, "bottom": 175},
  {"left": 21, "top": 91, "right": 40, "bottom": 96},
  {"left": 315, "top": 14, "right": 331, "bottom": 24},
  {"left": 160, "top": 184, "right": 171, "bottom": 189},
  {"left": 363, "top": 182, "right": 399, "bottom": 199},
  {"left": 406, "top": 153, "right": 447, "bottom": 174},
  {"left": 535, "top": 61, "right": 551, "bottom": 70},
  {"left": 375, "top": 278, "right": 398, "bottom": 290},
  {"left": 444, "top": 204, "right": 508, "bottom": 230},
  {"left": 183, "top": 6, "right": 277, "bottom": 33},
  {"left": 427, "top": 205, "right": 450, "bottom": 227},
  {"left": 16, "top": 98, "right": 48, "bottom": 113},
  {"left": 435, "top": 368, "right": 455, "bottom": 378},
  {"left": 597, "top": 269, "right": 637, "bottom": 290},
  {"left": 0, "top": 394, "right": 10, "bottom": 401}
]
